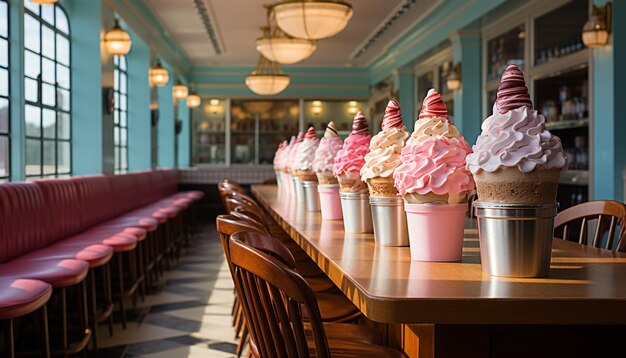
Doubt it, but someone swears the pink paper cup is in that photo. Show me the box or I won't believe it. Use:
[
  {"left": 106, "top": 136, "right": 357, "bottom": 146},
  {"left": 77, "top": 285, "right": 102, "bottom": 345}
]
[
  {"left": 318, "top": 185, "right": 343, "bottom": 220},
  {"left": 404, "top": 203, "right": 467, "bottom": 261}
]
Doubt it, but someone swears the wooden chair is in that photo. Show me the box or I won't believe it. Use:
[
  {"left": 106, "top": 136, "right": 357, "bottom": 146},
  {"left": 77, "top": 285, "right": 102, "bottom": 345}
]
[
  {"left": 229, "top": 232, "right": 406, "bottom": 358},
  {"left": 554, "top": 200, "right": 626, "bottom": 252}
]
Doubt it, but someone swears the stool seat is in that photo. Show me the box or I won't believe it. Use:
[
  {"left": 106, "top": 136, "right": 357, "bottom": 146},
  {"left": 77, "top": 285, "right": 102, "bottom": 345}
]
[
  {"left": 11, "top": 244, "right": 113, "bottom": 268},
  {"left": 99, "top": 216, "right": 159, "bottom": 232},
  {"left": 0, "top": 278, "right": 52, "bottom": 320},
  {"left": 0, "top": 259, "right": 89, "bottom": 287},
  {"left": 58, "top": 232, "right": 138, "bottom": 252}
]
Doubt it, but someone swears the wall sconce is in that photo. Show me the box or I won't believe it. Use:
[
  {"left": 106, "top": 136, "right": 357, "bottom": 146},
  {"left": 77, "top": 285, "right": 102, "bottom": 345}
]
[
  {"left": 347, "top": 100, "right": 359, "bottom": 115},
  {"left": 104, "top": 19, "right": 132, "bottom": 56},
  {"left": 149, "top": 59, "right": 169, "bottom": 87},
  {"left": 205, "top": 99, "right": 223, "bottom": 115},
  {"left": 446, "top": 63, "right": 462, "bottom": 91},
  {"left": 582, "top": 2, "right": 612, "bottom": 48},
  {"left": 187, "top": 93, "right": 201, "bottom": 108},
  {"left": 311, "top": 100, "right": 322, "bottom": 115},
  {"left": 172, "top": 80, "right": 189, "bottom": 101}
]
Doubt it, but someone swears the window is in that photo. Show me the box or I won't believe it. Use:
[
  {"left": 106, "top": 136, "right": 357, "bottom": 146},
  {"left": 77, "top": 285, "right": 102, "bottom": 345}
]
[
  {"left": 0, "top": 0, "right": 10, "bottom": 181},
  {"left": 113, "top": 55, "right": 128, "bottom": 173},
  {"left": 24, "top": 2, "right": 71, "bottom": 178}
]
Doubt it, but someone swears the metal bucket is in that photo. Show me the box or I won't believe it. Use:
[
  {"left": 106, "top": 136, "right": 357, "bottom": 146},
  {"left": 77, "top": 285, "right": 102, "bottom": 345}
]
[
  {"left": 340, "top": 192, "right": 373, "bottom": 233},
  {"left": 369, "top": 196, "right": 409, "bottom": 247},
  {"left": 474, "top": 201, "right": 558, "bottom": 278},
  {"left": 292, "top": 177, "right": 305, "bottom": 203},
  {"left": 302, "top": 181, "right": 321, "bottom": 211}
]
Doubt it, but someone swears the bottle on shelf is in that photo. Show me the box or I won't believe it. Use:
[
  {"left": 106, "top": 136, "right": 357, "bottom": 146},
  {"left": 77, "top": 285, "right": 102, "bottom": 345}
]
[{"left": 574, "top": 136, "right": 588, "bottom": 170}]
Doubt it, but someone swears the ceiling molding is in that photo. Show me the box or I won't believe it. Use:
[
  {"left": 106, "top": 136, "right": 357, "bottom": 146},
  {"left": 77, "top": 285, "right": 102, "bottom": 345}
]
[{"left": 192, "top": 0, "right": 224, "bottom": 55}]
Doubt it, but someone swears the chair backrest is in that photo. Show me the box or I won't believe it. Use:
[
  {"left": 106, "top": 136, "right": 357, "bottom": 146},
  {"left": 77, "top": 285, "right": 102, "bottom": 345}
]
[
  {"left": 231, "top": 207, "right": 270, "bottom": 232},
  {"left": 554, "top": 200, "right": 626, "bottom": 252},
  {"left": 229, "top": 232, "right": 330, "bottom": 358},
  {"left": 34, "top": 178, "right": 84, "bottom": 243}
]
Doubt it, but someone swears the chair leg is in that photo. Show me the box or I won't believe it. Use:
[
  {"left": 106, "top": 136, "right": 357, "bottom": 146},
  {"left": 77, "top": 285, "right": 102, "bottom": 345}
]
[
  {"left": 105, "top": 262, "right": 114, "bottom": 337},
  {"left": 236, "top": 324, "right": 248, "bottom": 358},
  {"left": 90, "top": 270, "right": 99, "bottom": 352},
  {"left": 3, "top": 318, "right": 14, "bottom": 358},
  {"left": 61, "top": 287, "right": 68, "bottom": 352},
  {"left": 116, "top": 253, "right": 127, "bottom": 330},
  {"left": 42, "top": 305, "right": 51, "bottom": 358}
]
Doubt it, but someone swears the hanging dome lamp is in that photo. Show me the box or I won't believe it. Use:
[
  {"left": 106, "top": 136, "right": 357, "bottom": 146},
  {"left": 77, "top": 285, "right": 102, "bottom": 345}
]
[
  {"left": 272, "top": 0, "right": 353, "bottom": 40},
  {"left": 245, "top": 55, "right": 290, "bottom": 96},
  {"left": 256, "top": 5, "right": 317, "bottom": 64}
]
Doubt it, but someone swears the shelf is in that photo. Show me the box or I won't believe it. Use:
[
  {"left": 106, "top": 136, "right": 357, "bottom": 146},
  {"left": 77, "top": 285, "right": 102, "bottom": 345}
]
[
  {"left": 560, "top": 169, "right": 589, "bottom": 186},
  {"left": 545, "top": 118, "right": 588, "bottom": 130},
  {"left": 196, "top": 130, "right": 225, "bottom": 134}
]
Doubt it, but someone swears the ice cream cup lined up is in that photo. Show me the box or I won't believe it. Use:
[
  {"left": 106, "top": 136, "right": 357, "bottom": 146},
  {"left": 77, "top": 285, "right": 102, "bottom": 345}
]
[
  {"left": 288, "top": 131, "right": 305, "bottom": 176},
  {"left": 360, "top": 99, "right": 409, "bottom": 198},
  {"left": 465, "top": 64, "right": 567, "bottom": 204},
  {"left": 394, "top": 89, "right": 475, "bottom": 205},
  {"left": 293, "top": 127, "right": 320, "bottom": 182},
  {"left": 333, "top": 112, "right": 372, "bottom": 193},
  {"left": 312, "top": 121, "right": 343, "bottom": 185}
]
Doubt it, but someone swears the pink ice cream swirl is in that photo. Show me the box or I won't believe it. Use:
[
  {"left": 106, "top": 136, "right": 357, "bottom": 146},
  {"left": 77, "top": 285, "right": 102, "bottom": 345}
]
[
  {"left": 466, "top": 65, "right": 567, "bottom": 174},
  {"left": 293, "top": 127, "right": 319, "bottom": 171},
  {"left": 273, "top": 140, "right": 288, "bottom": 169},
  {"left": 312, "top": 122, "right": 343, "bottom": 173},
  {"left": 333, "top": 112, "right": 371, "bottom": 176},
  {"left": 284, "top": 133, "right": 303, "bottom": 171},
  {"left": 394, "top": 90, "right": 474, "bottom": 202}
]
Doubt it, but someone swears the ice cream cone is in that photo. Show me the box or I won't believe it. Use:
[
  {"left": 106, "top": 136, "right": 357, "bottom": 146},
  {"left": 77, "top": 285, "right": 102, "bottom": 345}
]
[
  {"left": 316, "top": 171, "right": 338, "bottom": 185},
  {"left": 367, "top": 177, "right": 398, "bottom": 198},
  {"left": 403, "top": 191, "right": 470, "bottom": 204},
  {"left": 337, "top": 172, "right": 367, "bottom": 193},
  {"left": 474, "top": 167, "right": 560, "bottom": 204},
  {"left": 295, "top": 169, "right": 318, "bottom": 182}
]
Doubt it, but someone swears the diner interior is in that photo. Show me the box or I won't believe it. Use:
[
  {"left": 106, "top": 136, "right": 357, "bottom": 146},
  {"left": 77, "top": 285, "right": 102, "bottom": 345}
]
[{"left": 0, "top": 0, "right": 625, "bottom": 357}]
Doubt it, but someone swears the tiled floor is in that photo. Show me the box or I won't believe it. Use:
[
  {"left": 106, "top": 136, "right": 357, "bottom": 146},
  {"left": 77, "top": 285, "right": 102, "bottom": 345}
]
[{"left": 98, "top": 225, "right": 239, "bottom": 358}]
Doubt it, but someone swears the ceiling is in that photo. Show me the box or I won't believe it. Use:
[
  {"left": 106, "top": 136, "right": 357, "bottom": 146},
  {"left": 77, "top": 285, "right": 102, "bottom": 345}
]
[{"left": 144, "top": 0, "right": 441, "bottom": 68}]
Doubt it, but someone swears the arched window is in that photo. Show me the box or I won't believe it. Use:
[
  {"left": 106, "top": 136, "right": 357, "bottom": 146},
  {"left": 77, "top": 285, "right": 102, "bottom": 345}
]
[
  {"left": 0, "top": 0, "right": 10, "bottom": 181},
  {"left": 23, "top": 1, "right": 71, "bottom": 178},
  {"left": 113, "top": 55, "right": 128, "bottom": 173}
]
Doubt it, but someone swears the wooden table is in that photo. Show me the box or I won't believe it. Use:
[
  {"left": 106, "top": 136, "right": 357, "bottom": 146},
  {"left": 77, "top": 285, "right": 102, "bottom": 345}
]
[{"left": 252, "top": 186, "right": 626, "bottom": 357}]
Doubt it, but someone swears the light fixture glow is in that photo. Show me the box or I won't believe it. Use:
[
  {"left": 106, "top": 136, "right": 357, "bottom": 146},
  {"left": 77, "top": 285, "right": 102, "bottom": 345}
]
[
  {"left": 187, "top": 94, "right": 202, "bottom": 108},
  {"left": 582, "top": 3, "right": 612, "bottom": 48},
  {"left": 311, "top": 100, "right": 323, "bottom": 115},
  {"left": 104, "top": 19, "right": 132, "bottom": 56},
  {"left": 31, "top": 0, "right": 58, "bottom": 4},
  {"left": 245, "top": 55, "right": 290, "bottom": 96},
  {"left": 149, "top": 60, "right": 169, "bottom": 87},
  {"left": 256, "top": 8, "right": 317, "bottom": 65},
  {"left": 446, "top": 63, "right": 462, "bottom": 91},
  {"left": 273, "top": 1, "right": 353, "bottom": 40},
  {"left": 209, "top": 99, "right": 220, "bottom": 106},
  {"left": 173, "top": 81, "right": 189, "bottom": 101}
]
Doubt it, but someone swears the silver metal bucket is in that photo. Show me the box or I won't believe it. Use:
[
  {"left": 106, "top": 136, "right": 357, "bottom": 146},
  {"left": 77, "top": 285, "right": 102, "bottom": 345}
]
[
  {"left": 369, "top": 196, "right": 409, "bottom": 246},
  {"left": 292, "top": 177, "right": 305, "bottom": 203},
  {"left": 302, "top": 181, "right": 321, "bottom": 211},
  {"left": 474, "top": 202, "right": 558, "bottom": 278},
  {"left": 340, "top": 192, "right": 373, "bottom": 233}
]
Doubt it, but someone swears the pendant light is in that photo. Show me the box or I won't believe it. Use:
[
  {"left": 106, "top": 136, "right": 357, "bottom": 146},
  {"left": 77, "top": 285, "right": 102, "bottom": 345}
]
[
  {"left": 256, "top": 6, "right": 316, "bottom": 65},
  {"left": 582, "top": 2, "right": 612, "bottom": 48},
  {"left": 149, "top": 59, "right": 169, "bottom": 87},
  {"left": 173, "top": 80, "right": 189, "bottom": 101},
  {"left": 272, "top": 0, "right": 353, "bottom": 40},
  {"left": 31, "top": 0, "right": 58, "bottom": 4},
  {"left": 245, "top": 55, "right": 290, "bottom": 96},
  {"left": 104, "top": 19, "right": 133, "bottom": 56},
  {"left": 187, "top": 86, "right": 202, "bottom": 108}
]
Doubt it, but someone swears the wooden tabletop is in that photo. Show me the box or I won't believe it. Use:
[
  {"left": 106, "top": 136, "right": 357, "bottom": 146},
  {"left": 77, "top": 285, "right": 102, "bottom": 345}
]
[{"left": 252, "top": 185, "right": 626, "bottom": 325}]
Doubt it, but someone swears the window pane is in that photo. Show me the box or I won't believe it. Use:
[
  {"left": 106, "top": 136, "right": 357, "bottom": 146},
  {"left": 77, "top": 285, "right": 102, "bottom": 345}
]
[
  {"left": 41, "top": 25, "right": 55, "bottom": 59},
  {"left": 0, "top": 1, "right": 7, "bottom": 38},
  {"left": 113, "top": 110, "right": 119, "bottom": 125},
  {"left": 0, "top": 136, "right": 8, "bottom": 178},
  {"left": 42, "top": 109, "right": 55, "bottom": 138},
  {"left": 58, "top": 89, "right": 70, "bottom": 110},
  {"left": 25, "top": 138, "right": 41, "bottom": 176},
  {"left": 41, "top": 4, "right": 54, "bottom": 26},
  {"left": 120, "top": 73, "right": 127, "bottom": 94},
  {"left": 56, "top": 34, "right": 69, "bottom": 65},
  {"left": 24, "top": 50, "right": 41, "bottom": 78},
  {"left": 25, "top": 77, "right": 39, "bottom": 102},
  {"left": 0, "top": 98, "right": 8, "bottom": 132},
  {"left": 120, "top": 111, "right": 126, "bottom": 127},
  {"left": 24, "top": 14, "right": 40, "bottom": 52},
  {"left": 58, "top": 112, "right": 70, "bottom": 139},
  {"left": 0, "top": 68, "right": 7, "bottom": 96},
  {"left": 121, "top": 127, "right": 127, "bottom": 146},
  {"left": 42, "top": 57, "right": 55, "bottom": 84},
  {"left": 42, "top": 82, "right": 55, "bottom": 106},
  {"left": 114, "top": 126, "right": 119, "bottom": 145},
  {"left": 120, "top": 147, "right": 127, "bottom": 170},
  {"left": 0, "top": 39, "right": 8, "bottom": 67},
  {"left": 56, "top": 64, "right": 69, "bottom": 89},
  {"left": 55, "top": 7, "right": 69, "bottom": 35},
  {"left": 57, "top": 141, "right": 70, "bottom": 173},
  {"left": 24, "top": 1, "right": 39, "bottom": 16},
  {"left": 25, "top": 105, "right": 41, "bottom": 136},
  {"left": 120, "top": 94, "right": 126, "bottom": 111},
  {"left": 114, "top": 92, "right": 119, "bottom": 110},
  {"left": 43, "top": 139, "right": 55, "bottom": 174},
  {"left": 120, "top": 56, "right": 127, "bottom": 71}
]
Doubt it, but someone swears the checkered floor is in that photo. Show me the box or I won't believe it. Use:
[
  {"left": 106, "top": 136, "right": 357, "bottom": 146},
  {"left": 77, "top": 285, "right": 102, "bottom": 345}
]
[{"left": 98, "top": 225, "right": 238, "bottom": 357}]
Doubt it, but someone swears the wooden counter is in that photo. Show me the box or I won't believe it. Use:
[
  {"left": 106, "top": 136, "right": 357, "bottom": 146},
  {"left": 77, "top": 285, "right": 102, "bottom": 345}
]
[{"left": 252, "top": 186, "right": 626, "bottom": 357}]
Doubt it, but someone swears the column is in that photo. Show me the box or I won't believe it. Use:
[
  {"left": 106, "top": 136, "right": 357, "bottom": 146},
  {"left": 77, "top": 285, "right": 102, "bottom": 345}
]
[
  {"left": 450, "top": 27, "right": 482, "bottom": 144},
  {"left": 9, "top": 0, "right": 25, "bottom": 180},
  {"left": 592, "top": 0, "right": 626, "bottom": 200},
  {"left": 157, "top": 61, "right": 174, "bottom": 168},
  {"left": 395, "top": 67, "right": 415, "bottom": 128},
  {"left": 65, "top": 0, "right": 104, "bottom": 175},
  {"left": 177, "top": 95, "right": 190, "bottom": 168},
  {"left": 127, "top": 33, "right": 151, "bottom": 171}
]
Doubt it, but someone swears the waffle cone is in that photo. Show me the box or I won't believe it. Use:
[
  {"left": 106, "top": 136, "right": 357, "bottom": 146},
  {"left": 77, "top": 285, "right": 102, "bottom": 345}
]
[
  {"left": 403, "top": 191, "right": 470, "bottom": 204},
  {"left": 316, "top": 172, "right": 338, "bottom": 185},
  {"left": 474, "top": 167, "right": 560, "bottom": 204},
  {"left": 366, "top": 177, "right": 399, "bottom": 198},
  {"left": 295, "top": 169, "right": 317, "bottom": 182},
  {"left": 337, "top": 172, "right": 367, "bottom": 193}
]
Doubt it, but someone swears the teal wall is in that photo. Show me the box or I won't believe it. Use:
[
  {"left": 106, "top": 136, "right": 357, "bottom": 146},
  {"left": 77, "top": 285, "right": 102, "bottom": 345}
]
[
  {"left": 8, "top": 0, "right": 25, "bottom": 181},
  {"left": 177, "top": 97, "right": 190, "bottom": 168},
  {"left": 592, "top": 0, "right": 625, "bottom": 201},
  {"left": 157, "top": 61, "right": 175, "bottom": 168},
  {"left": 127, "top": 31, "right": 152, "bottom": 171},
  {"left": 63, "top": 0, "right": 103, "bottom": 175}
]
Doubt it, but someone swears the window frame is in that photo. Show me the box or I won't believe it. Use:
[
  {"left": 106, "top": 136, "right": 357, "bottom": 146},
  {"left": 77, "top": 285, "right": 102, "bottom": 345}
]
[
  {"left": 23, "top": 2, "right": 72, "bottom": 179},
  {"left": 113, "top": 55, "right": 128, "bottom": 174},
  {"left": 0, "top": 0, "right": 10, "bottom": 181}
]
